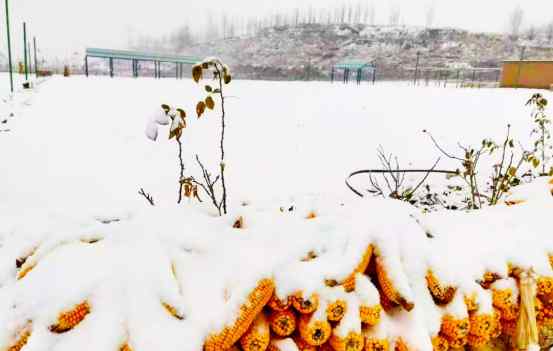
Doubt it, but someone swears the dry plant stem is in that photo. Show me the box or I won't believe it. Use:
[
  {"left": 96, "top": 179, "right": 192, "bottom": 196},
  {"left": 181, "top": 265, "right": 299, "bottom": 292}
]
[
  {"left": 194, "top": 154, "right": 222, "bottom": 215},
  {"left": 214, "top": 63, "right": 228, "bottom": 214},
  {"left": 346, "top": 167, "right": 458, "bottom": 198},
  {"left": 138, "top": 188, "right": 155, "bottom": 206},
  {"left": 541, "top": 121, "right": 546, "bottom": 175},
  {"left": 426, "top": 131, "right": 483, "bottom": 209},
  {"left": 176, "top": 136, "right": 185, "bottom": 204}
]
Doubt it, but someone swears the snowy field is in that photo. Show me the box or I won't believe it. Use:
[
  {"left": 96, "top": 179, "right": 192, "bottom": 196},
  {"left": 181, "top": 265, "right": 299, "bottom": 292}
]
[
  {"left": 0, "top": 76, "right": 550, "bottom": 216},
  {"left": 1, "top": 76, "right": 553, "bottom": 351}
]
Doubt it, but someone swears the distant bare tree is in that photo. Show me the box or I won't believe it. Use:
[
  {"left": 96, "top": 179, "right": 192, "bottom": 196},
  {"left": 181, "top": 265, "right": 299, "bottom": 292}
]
[
  {"left": 507, "top": 5, "right": 524, "bottom": 40},
  {"left": 205, "top": 12, "right": 219, "bottom": 41},
  {"left": 171, "top": 25, "right": 194, "bottom": 52},
  {"left": 369, "top": 2, "right": 376, "bottom": 25},
  {"left": 425, "top": 2, "right": 435, "bottom": 28},
  {"left": 293, "top": 8, "right": 300, "bottom": 26},
  {"left": 326, "top": 9, "right": 332, "bottom": 24},
  {"left": 389, "top": 5, "right": 401, "bottom": 26},
  {"left": 354, "top": 1, "right": 362, "bottom": 23},
  {"left": 228, "top": 17, "right": 236, "bottom": 37},
  {"left": 526, "top": 26, "right": 537, "bottom": 41},
  {"left": 547, "top": 22, "right": 553, "bottom": 43},
  {"left": 221, "top": 14, "right": 229, "bottom": 38},
  {"left": 340, "top": 3, "right": 346, "bottom": 23}
]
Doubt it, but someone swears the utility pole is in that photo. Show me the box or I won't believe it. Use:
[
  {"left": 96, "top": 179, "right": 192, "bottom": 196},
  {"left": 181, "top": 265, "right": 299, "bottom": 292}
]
[
  {"left": 23, "top": 22, "right": 28, "bottom": 81},
  {"left": 414, "top": 51, "right": 421, "bottom": 86},
  {"left": 5, "top": 0, "right": 13, "bottom": 92},
  {"left": 27, "top": 41, "right": 32, "bottom": 76},
  {"left": 33, "top": 37, "right": 38, "bottom": 76}
]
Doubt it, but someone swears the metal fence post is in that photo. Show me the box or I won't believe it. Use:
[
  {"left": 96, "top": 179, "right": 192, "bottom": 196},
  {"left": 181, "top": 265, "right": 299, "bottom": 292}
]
[
  {"left": 33, "top": 37, "right": 38, "bottom": 76},
  {"left": 23, "top": 22, "right": 28, "bottom": 81},
  {"left": 5, "top": 0, "right": 13, "bottom": 92}
]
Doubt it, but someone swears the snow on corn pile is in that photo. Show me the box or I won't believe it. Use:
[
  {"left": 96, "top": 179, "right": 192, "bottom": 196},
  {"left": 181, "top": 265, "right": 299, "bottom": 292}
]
[{"left": 1, "top": 178, "right": 553, "bottom": 350}]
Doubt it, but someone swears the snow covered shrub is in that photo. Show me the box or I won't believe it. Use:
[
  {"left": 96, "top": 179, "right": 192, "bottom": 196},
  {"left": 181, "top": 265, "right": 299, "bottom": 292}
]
[
  {"left": 526, "top": 93, "right": 551, "bottom": 176},
  {"left": 425, "top": 126, "right": 531, "bottom": 209},
  {"left": 349, "top": 118, "right": 539, "bottom": 210},
  {"left": 145, "top": 57, "right": 232, "bottom": 215}
]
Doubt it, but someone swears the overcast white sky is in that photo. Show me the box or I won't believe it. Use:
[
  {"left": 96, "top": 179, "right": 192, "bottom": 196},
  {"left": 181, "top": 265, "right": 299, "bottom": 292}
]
[{"left": 1, "top": 0, "right": 552, "bottom": 61}]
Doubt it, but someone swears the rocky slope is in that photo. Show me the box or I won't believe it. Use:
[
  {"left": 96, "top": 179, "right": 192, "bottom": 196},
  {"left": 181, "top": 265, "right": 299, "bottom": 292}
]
[{"left": 183, "top": 23, "right": 553, "bottom": 81}]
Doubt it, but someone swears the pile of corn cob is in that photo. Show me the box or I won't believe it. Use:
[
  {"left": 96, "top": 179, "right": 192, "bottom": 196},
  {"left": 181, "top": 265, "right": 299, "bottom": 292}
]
[
  {"left": 5, "top": 238, "right": 553, "bottom": 351},
  {"left": 202, "top": 243, "right": 553, "bottom": 351},
  {"left": 4, "top": 180, "right": 553, "bottom": 351}
]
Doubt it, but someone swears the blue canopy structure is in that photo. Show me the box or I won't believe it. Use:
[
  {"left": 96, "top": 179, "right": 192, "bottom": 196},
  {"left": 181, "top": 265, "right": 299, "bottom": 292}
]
[
  {"left": 331, "top": 60, "right": 376, "bottom": 85},
  {"left": 84, "top": 48, "right": 201, "bottom": 79}
]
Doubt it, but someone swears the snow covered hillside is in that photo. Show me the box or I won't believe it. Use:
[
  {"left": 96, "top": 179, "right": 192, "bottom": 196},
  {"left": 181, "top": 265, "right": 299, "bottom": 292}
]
[
  {"left": 180, "top": 24, "right": 553, "bottom": 80},
  {"left": 1, "top": 76, "right": 553, "bottom": 350}
]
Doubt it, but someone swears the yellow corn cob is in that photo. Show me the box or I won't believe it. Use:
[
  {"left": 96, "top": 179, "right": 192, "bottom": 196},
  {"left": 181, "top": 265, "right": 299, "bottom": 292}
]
[
  {"left": 298, "top": 313, "right": 332, "bottom": 346},
  {"left": 162, "top": 302, "right": 184, "bottom": 320},
  {"left": 329, "top": 331, "right": 365, "bottom": 351},
  {"left": 119, "top": 343, "right": 133, "bottom": 351},
  {"left": 426, "top": 270, "right": 457, "bottom": 306},
  {"left": 375, "top": 258, "right": 413, "bottom": 312},
  {"left": 341, "top": 245, "right": 373, "bottom": 292},
  {"left": 479, "top": 272, "right": 501, "bottom": 290},
  {"left": 327, "top": 299, "right": 347, "bottom": 322},
  {"left": 364, "top": 337, "right": 389, "bottom": 351},
  {"left": 378, "top": 291, "right": 397, "bottom": 312},
  {"left": 292, "top": 293, "right": 319, "bottom": 314},
  {"left": 537, "top": 277, "right": 553, "bottom": 304},
  {"left": 464, "top": 293, "right": 479, "bottom": 313},
  {"left": 292, "top": 335, "right": 317, "bottom": 351},
  {"left": 446, "top": 336, "right": 467, "bottom": 349},
  {"left": 6, "top": 324, "right": 31, "bottom": 351},
  {"left": 491, "top": 313, "right": 502, "bottom": 339},
  {"left": 549, "top": 254, "right": 553, "bottom": 270},
  {"left": 539, "top": 318, "right": 553, "bottom": 350},
  {"left": 17, "top": 263, "right": 36, "bottom": 280},
  {"left": 240, "top": 313, "right": 270, "bottom": 351},
  {"left": 516, "top": 271, "right": 539, "bottom": 351},
  {"left": 439, "top": 314, "right": 469, "bottom": 349},
  {"left": 269, "top": 294, "right": 292, "bottom": 312},
  {"left": 15, "top": 247, "right": 37, "bottom": 269},
  {"left": 393, "top": 338, "right": 409, "bottom": 351},
  {"left": 431, "top": 335, "right": 448, "bottom": 351},
  {"left": 440, "top": 314, "right": 470, "bottom": 340},
  {"left": 491, "top": 288, "right": 514, "bottom": 311},
  {"left": 467, "top": 313, "right": 497, "bottom": 348},
  {"left": 536, "top": 298, "right": 553, "bottom": 323},
  {"left": 269, "top": 309, "right": 296, "bottom": 337},
  {"left": 492, "top": 288, "right": 518, "bottom": 322},
  {"left": 204, "top": 278, "right": 275, "bottom": 351},
  {"left": 359, "top": 305, "right": 381, "bottom": 327},
  {"left": 49, "top": 301, "right": 91, "bottom": 333}
]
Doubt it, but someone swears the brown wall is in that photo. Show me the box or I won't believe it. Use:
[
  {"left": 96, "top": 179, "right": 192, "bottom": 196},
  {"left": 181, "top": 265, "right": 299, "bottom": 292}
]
[{"left": 500, "top": 61, "right": 553, "bottom": 89}]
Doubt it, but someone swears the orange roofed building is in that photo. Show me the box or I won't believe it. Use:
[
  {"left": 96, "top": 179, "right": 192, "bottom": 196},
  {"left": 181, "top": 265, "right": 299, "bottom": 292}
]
[{"left": 500, "top": 60, "right": 553, "bottom": 89}]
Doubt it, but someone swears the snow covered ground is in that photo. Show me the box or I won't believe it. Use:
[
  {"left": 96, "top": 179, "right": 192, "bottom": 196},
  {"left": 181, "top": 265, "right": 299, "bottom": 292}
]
[
  {"left": 1, "top": 76, "right": 553, "bottom": 350},
  {"left": 0, "top": 76, "right": 550, "bottom": 215}
]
